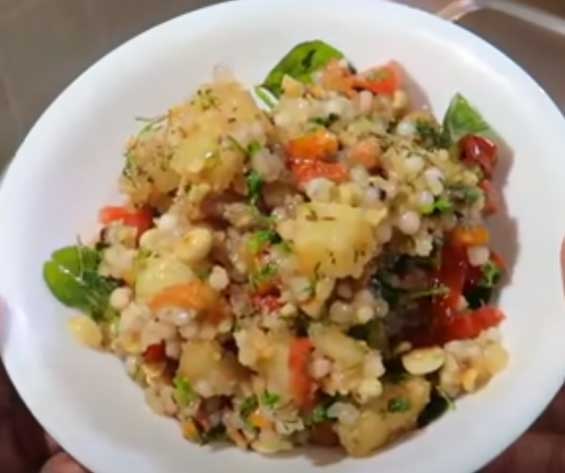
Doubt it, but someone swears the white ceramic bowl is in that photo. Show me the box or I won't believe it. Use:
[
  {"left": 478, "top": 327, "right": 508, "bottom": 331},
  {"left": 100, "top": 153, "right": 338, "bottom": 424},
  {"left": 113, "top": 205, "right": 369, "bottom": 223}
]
[{"left": 1, "top": 1, "right": 565, "bottom": 472}]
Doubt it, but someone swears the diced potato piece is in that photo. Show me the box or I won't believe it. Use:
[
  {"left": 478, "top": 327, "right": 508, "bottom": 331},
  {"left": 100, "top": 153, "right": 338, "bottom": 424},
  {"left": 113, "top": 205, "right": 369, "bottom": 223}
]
[
  {"left": 277, "top": 203, "right": 380, "bottom": 278},
  {"left": 310, "top": 324, "right": 366, "bottom": 368},
  {"left": 178, "top": 340, "right": 246, "bottom": 396},
  {"left": 336, "top": 377, "right": 431, "bottom": 456},
  {"left": 170, "top": 81, "right": 269, "bottom": 192},
  {"left": 68, "top": 315, "right": 103, "bottom": 349},
  {"left": 120, "top": 127, "right": 180, "bottom": 207},
  {"left": 135, "top": 256, "right": 194, "bottom": 301},
  {"left": 256, "top": 333, "right": 293, "bottom": 401},
  {"left": 336, "top": 409, "right": 388, "bottom": 457}
]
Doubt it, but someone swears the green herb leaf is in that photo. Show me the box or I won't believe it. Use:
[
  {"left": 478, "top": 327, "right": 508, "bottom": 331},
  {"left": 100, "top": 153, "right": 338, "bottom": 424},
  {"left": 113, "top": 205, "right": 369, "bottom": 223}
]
[
  {"left": 247, "top": 140, "right": 263, "bottom": 158},
  {"left": 465, "top": 259, "right": 503, "bottom": 309},
  {"left": 227, "top": 135, "right": 246, "bottom": 155},
  {"left": 481, "top": 260, "right": 502, "bottom": 288},
  {"left": 262, "top": 40, "right": 345, "bottom": 97},
  {"left": 443, "top": 93, "right": 494, "bottom": 144},
  {"left": 240, "top": 395, "right": 259, "bottom": 419},
  {"left": 254, "top": 85, "right": 277, "bottom": 109},
  {"left": 415, "top": 121, "right": 449, "bottom": 149},
  {"left": 422, "top": 197, "right": 454, "bottom": 215},
  {"left": 388, "top": 397, "right": 411, "bottom": 413},
  {"left": 448, "top": 185, "right": 482, "bottom": 205},
  {"left": 173, "top": 377, "right": 198, "bottom": 407},
  {"left": 246, "top": 170, "right": 264, "bottom": 206},
  {"left": 248, "top": 230, "right": 282, "bottom": 254},
  {"left": 261, "top": 391, "right": 281, "bottom": 408},
  {"left": 308, "top": 404, "right": 329, "bottom": 425},
  {"left": 43, "top": 245, "right": 118, "bottom": 320},
  {"left": 250, "top": 263, "right": 278, "bottom": 289},
  {"left": 408, "top": 285, "right": 449, "bottom": 300},
  {"left": 310, "top": 113, "right": 340, "bottom": 128}
]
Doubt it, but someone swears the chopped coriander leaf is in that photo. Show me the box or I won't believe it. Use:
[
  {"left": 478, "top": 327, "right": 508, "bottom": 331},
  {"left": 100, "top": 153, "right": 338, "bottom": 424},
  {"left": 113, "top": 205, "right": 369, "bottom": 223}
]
[
  {"left": 246, "top": 171, "right": 264, "bottom": 206},
  {"left": 251, "top": 263, "right": 278, "bottom": 288},
  {"left": 248, "top": 229, "right": 282, "bottom": 254},
  {"left": 408, "top": 285, "right": 449, "bottom": 300},
  {"left": 448, "top": 185, "right": 482, "bottom": 205},
  {"left": 227, "top": 135, "right": 246, "bottom": 155},
  {"left": 173, "top": 377, "right": 198, "bottom": 407},
  {"left": 308, "top": 404, "right": 329, "bottom": 424},
  {"left": 247, "top": 140, "right": 262, "bottom": 158},
  {"left": 276, "top": 240, "right": 293, "bottom": 254},
  {"left": 422, "top": 197, "right": 454, "bottom": 215},
  {"left": 261, "top": 391, "right": 281, "bottom": 408},
  {"left": 388, "top": 397, "right": 411, "bottom": 413},
  {"left": 240, "top": 395, "right": 259, "bottom": 418},
  {"left": 196, "top": 88, "right": 220, "bottom": 111},
  {"left": 310, "top": 113, "right": 339, "bottom": 128},
  {"left": 415, "top": 121, "right": 449, "bottom": 149},
  {"left": 481, "top": 260, "right": 502, "bottom": 287}
]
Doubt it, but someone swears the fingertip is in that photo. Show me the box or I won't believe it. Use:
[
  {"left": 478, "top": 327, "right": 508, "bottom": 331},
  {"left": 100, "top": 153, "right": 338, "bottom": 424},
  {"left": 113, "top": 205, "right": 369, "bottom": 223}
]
[{"left": 40, "top": 452, "right": 89, "bottom": 473}]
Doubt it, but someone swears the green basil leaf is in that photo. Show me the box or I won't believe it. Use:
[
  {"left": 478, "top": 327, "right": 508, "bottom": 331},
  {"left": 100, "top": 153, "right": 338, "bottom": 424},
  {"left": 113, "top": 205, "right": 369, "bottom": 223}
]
[
  {"left": 443, "top": 93, "right": 494, "bottom": 144},
  {"left": 43, "top": 245, "right": 118, "bottom": 320},
  {"left": 262, "top": 40, "right": 345, "bottom": 97}
]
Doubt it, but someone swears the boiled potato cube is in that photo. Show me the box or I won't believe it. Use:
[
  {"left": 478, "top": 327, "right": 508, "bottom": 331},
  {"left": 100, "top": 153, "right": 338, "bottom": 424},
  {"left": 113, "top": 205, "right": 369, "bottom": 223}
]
[
  {"left": 336, "top": 376, "right": 431, "bottom": 456},
  {"left": 310, "top": 324, "right": 366, "bottom": 368},
  {"left": 278, "top": 203, "right": 379, "bottom": 278},
  {"left": 178, "top": 340, "right": 246, "bottom": 396},
  {"left": 135, "top": 256, "right": 194, "bottom": 302}
]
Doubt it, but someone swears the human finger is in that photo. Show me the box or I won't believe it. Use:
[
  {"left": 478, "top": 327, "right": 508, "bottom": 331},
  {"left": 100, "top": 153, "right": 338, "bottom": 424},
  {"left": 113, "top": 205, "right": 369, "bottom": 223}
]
[{"left": 40, "top": 452, "right": 90, "bottom": 473}]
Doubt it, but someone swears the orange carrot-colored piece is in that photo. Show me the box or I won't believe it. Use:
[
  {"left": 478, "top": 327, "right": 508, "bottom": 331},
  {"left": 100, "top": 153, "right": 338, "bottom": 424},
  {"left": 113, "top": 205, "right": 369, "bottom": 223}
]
[
  {"left": 452, "top": 226, "right": 490, "bottom": 247},
  {"left": 99, "top": 205, "right": 153, "bottom": 236},
  {"left": 286, "top": 130, "right": 339, "bottom": 161},
  {"left": 290, "top": 160, "right": 348, "bottom": 186},
  {"left": 289, "top": 338, "right": 316, "bottom": 409}
]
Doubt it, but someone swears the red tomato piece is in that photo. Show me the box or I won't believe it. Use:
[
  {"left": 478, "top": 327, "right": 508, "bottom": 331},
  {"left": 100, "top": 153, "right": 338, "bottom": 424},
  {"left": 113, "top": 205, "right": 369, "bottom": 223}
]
[
  {"left": 480, "top": 180, "right": 500, "bottom": 215},
  {"left": 441, "top": 306, "right": 505, "bottom": 343},
  {"left": 143, "top": 342, "right": 166, "bottom": 363},
  {"left": 433, "top": 243, "right": 468, "bottom": 318},
  {"left": 460, "top": 135, "right": 498, "bottom": 178}
]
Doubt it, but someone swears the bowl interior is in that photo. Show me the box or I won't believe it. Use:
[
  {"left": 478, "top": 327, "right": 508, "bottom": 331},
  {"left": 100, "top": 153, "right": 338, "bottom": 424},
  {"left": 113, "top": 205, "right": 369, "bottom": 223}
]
[{"left": 1, "top": 1, "right": 565, "bottom": 472}]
